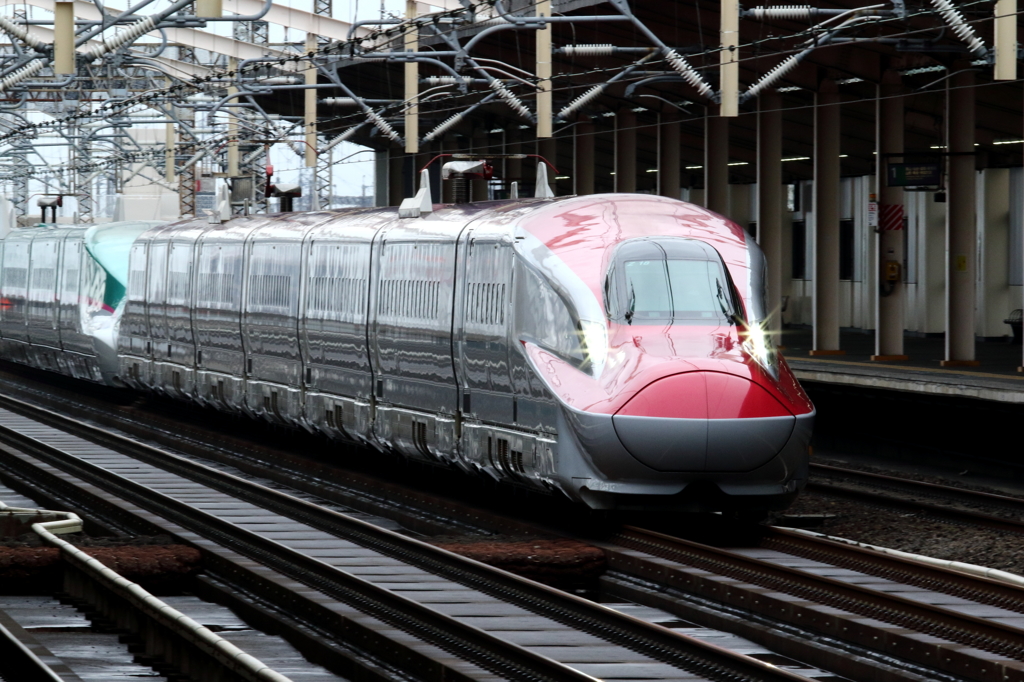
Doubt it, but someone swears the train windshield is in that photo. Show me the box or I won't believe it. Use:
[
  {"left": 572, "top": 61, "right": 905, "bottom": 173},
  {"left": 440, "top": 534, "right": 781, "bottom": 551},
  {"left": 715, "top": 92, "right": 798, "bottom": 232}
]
[{"left": 607, "top": 239, "right": 739, "bottom": 324}]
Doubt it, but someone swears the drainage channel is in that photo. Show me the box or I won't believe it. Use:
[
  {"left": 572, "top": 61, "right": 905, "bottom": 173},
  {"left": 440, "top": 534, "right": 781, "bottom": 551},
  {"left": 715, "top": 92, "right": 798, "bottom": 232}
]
[{"left": 0, "top": 402, "right": 811, "bottom": 682}]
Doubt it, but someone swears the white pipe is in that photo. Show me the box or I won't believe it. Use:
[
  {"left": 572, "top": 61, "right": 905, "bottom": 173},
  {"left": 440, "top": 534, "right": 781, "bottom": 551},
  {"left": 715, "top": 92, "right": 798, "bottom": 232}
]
[
  {"left": 404, "top": 0, "right": 419, "bottom": 153},
  {"left": 994, "top": 0, "right": 1017, "bottom": 80},
  {"left": 54, "top": 3, "right": 76, "bottom": 75},
  {"left": 719, "top": 0, "right": 739, "bottom": 116},
  {"left": 23, "top": 509, "right": 293, "bottom": 682},
  {"left": 535, "top": 0, "right": 552, "bottom": 138}
]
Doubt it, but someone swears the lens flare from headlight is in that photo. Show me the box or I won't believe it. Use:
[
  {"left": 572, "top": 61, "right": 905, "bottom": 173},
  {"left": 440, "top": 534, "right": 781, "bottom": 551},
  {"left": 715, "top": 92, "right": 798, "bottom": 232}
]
[
  {"left": 579, "top": 319, "right": 608, "bottom": 376},
  {"left": 742, "top": 322, "right": 778, "bottom": 378}
]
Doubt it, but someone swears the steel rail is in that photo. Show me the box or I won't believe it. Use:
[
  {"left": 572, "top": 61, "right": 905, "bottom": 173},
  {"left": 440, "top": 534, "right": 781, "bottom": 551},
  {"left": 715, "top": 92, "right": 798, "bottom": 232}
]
[
  {"left": 0, "top": 365, "right": 499, "bottom": 539},
  {"left": 0, "top": 392, "right": 809, "bottom": 682},
  {"left": 760, "top": 525, "right": 1024, "bottom": 616},
  {"left": 812, "top": 462, "right": 1024, "bottom": 510},
  {"left": 0, "top": 620, "right": 65, "bottom": 682},
  {"left": 0, "top": 366, "right": 1006, "bottom": 682},
  {"left": 808, "top": 462, "right": 1024, "bottom": 533},
  {"left": 0, "top": 405, "right": 595, "bottom": 682},
  {"left": 609, "top": 525, "right": 1024, "bottom": 680}
]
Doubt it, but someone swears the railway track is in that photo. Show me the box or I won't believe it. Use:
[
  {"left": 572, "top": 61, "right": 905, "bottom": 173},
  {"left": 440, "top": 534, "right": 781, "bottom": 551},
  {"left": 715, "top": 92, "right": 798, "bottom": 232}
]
[
  {"left": 0, "top": 392, "right": 812, "bottom": 682},
  {"left": 808, "top": 462, "right": 1024, "bottom": 532},
  {"left": 601, "top": 524, "right": 1024, "bottom": 682},
  {"left": 4, "top": 368, "right": 1024, "bottom": 681},
  {"left": 0, "top": 617, "right": 64, "bottom": 682}
]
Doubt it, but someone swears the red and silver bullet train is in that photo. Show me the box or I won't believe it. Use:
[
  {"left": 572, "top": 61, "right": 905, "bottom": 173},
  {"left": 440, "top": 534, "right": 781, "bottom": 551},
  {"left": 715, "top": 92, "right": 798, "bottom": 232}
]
[{"left": 0, "top": 193, "right": 813, "bottom": 513}]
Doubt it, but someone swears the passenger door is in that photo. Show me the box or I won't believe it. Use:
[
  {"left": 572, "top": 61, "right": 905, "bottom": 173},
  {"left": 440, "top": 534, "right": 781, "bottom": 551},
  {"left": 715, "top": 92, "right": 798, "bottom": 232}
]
[
  {"left": 302, "top": 236, "right": 373, "bottom": 397},
  {"left": 1, "top": 233, "right": 31, "bottom": 344},
  {"left": 121, "top": 239, "right": 151, "bottom": 357},
  {"left": 58, "top": 234, "right": 92, "bottom": 356},
  {"left": 243, "top": 236, "right": 303, "bottom": 387},
  {"left": 166, "top": 235, "right": 198, "bottom": 362},
  {"left": 194, "top": 229, "right": 248, "bottom": 377},
  {"left": 370, "top": 224, "right": 461, "bottom": 413},
  {"left": 455, "top": 229, "right": 515, "bottom": 425},
  {"left": 26, "top": 234, "right": 62, "bottom": 349}
]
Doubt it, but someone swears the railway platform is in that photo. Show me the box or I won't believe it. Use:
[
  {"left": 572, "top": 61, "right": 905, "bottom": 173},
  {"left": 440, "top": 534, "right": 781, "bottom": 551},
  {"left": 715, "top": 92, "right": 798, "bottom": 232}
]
[{"left": 782, "top": 327, "right": 1024, "bottom": 404}]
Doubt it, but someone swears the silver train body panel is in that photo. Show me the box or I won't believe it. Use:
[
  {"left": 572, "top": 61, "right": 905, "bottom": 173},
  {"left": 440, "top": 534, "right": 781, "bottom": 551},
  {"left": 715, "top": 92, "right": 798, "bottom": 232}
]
[
  {"left": 0, "top": 222, "right": 159, "bottom": 384},
  {"left": 114, "top": 203, "right": 576, "bottom": 491},
  {"left": 1, "top": 199, "right": 812, "bottom": 511}
]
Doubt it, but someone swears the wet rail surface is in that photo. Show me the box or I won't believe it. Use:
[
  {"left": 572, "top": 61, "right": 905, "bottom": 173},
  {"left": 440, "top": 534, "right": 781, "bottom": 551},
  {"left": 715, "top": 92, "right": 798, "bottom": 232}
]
[
  {"left": 0, "top": 605, "right": 69, "bottom": 682},
  {"left": 807, "top": 462, "right": 1024, "bottom": 530},
  {"left": 0, "top": 400, "right": 811, "bottom": 682},
  {"left": 602, "top": 525, "right": 1024, "bottom": 682},
  {"left": 3, "top": 369, "right": 1024, "bottom": 681}
]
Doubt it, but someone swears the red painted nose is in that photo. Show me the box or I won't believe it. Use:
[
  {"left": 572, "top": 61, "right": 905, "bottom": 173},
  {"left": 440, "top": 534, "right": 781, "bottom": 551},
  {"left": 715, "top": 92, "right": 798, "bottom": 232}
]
[
  {"left": 616, "top": 371, "right": 792, "bottom": 419},
  {"left": 612, "top": 372, "right": 795, "bottom": 473}
]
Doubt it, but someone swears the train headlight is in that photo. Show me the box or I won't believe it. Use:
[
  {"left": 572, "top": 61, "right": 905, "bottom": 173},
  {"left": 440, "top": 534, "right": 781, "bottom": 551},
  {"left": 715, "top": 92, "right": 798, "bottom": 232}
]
[
  {"left": 579, "top": 319, "right": 608, "bottom": 375},
  {"left": 742, "top": 322, "right": 778, "bottom": 378}
]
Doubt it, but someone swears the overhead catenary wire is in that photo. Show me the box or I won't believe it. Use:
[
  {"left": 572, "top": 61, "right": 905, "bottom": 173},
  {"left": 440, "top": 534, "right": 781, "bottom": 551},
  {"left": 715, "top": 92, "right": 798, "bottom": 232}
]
[{"left": 0, "top": 0, "right": 1011, "bottom": 183}]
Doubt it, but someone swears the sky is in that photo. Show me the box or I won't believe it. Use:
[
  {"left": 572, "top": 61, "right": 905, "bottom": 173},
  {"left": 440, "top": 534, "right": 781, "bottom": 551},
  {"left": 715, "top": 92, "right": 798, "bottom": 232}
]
[{"left": 7, "top": 0, "right": 413, "bottom": 216}]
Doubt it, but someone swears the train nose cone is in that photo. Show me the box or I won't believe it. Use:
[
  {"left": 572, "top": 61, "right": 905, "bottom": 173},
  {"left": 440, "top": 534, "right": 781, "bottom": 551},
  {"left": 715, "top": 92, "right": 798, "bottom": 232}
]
[{"left": 612, "top": 372, "right": 795, "bottom": 472}]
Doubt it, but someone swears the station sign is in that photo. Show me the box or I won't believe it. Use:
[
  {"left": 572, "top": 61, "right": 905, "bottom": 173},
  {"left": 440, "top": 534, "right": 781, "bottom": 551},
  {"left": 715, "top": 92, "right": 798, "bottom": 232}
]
[{"left": 887, "top": 162, "right": 941, "bottom": 188}]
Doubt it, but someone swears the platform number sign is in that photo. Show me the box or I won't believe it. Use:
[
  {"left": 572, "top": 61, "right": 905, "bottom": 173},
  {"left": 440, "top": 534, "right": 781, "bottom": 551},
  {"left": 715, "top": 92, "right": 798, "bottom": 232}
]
[{"left": 887, "top": 162, "right": 942, "bottom": 189}]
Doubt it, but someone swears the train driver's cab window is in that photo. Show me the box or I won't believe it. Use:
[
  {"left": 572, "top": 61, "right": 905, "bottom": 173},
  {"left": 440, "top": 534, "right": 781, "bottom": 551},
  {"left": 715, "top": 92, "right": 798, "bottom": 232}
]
[{"left": 606, "top": 238, "right": 739, "bottom": 325}]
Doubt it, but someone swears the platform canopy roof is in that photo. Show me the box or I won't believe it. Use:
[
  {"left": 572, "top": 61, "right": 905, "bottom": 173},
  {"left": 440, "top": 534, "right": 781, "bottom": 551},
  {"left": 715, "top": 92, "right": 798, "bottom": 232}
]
[{"left": 309, "top": 0, "right": 1024, "bottom": 190}]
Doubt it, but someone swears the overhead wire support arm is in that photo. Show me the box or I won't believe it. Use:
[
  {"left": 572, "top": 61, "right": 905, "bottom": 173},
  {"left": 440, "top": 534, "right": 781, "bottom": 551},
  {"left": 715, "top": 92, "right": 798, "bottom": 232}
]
[
  {"left": 322, "top": 68, "right": 403, "bottom": 144},
  {"left": 740, "top": 5, "right": 888, "bottom": 102},
  {"left": 929, "top": 0, "right": 989, "bottom": 59},
  {"left": 559, "top": 53, "right": 657, "bottom": 120},
  {"left": 605, "top": 0, "right": 714, "bottom": 100},
  {"left": 0, "top": 16, "right": 48, "bottom": 52},
  {"left": 0, "top": 0, "right": 198, "bottom": 94},
  {"left": 744, "top": 6, "right": 891, "bottom": 20},
  {"left": 423, "top": 22, "right": 534, "bottom": 121}
]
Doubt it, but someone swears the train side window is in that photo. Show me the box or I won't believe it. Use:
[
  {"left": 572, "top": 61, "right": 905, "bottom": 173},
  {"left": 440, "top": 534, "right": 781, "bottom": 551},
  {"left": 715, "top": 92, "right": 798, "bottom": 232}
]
[
  {"left": 514, "top": 263, "right": 586, "bottom": 366},
  {"left": 307, "top": 242, "right": 369, "bottom": 323},
  {"left": 128, "top": 244, "right": 147, "bottom": 301}
]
